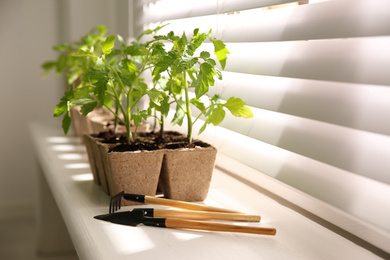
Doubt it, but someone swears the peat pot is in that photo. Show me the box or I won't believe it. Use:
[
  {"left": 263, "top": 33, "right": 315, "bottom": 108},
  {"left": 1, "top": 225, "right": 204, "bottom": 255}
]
[
  {"left": 84, "top": 132, "right": 217, "bottom": 203},
  {"left": 159, "top": 141, "right": 217, "bottom": 202}
]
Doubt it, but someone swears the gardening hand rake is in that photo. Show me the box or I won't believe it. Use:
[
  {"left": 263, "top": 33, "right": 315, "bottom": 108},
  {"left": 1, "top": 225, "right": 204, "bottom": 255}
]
[{"left": 109, "top": 191, "right": 261, "bottom": 222}]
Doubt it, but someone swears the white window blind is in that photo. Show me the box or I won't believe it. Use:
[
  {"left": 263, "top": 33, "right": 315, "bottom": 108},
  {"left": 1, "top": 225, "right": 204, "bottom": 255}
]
[{"left": 133, "top": 0, "right": 390, "bottom": 253}]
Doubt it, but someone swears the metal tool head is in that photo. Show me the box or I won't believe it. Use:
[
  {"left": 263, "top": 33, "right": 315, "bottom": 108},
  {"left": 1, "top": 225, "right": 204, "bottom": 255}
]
[
  {"left": 109, "top": 191, "right": 124, "bottom": 214},
  {"left": 95, "top": 209, "right": 166, "bottom": 228},
  {"left": 109, "top": 191, "right": 147, "bottom": 213},
  {"left": 95, "top": 211, "right": 144, "bottom": 226}
]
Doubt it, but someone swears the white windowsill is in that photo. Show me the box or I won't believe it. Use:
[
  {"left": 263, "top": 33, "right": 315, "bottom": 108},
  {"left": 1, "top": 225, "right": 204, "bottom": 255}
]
[{"left": 30, "top": 121, "right": 384, "bottom": 260}]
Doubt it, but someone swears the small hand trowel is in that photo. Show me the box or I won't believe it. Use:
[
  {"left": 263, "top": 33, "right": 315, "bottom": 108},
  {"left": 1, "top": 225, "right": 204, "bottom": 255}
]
[{"left": 94, "top": 210, "right": 276, "bottom": 236}]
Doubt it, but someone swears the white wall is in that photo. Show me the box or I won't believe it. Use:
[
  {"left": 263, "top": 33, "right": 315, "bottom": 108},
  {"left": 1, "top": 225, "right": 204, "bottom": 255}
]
[
  {"left": 0, "top": 0, "right": 61, "bottom": 218},
  {"left": 0, "top": 0, "right": 130, "bottom": 219}
]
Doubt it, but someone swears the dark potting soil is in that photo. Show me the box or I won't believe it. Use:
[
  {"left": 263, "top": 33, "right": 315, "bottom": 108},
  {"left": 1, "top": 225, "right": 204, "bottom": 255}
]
[
  {"left": 96, "top": 130, "right": 127, "bottom": 144},
  {"left": 100, "top": 130, "right": 211, "bottom": 152}
]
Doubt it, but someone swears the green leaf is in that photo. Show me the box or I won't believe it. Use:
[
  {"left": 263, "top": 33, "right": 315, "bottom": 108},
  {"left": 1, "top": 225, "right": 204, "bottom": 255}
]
[
  {"left": 94, "top": 56, "right": 105, "bottom": 70},
  {"left": 210, "top": 106, "right": 225, "bottom": 126},
  {"left": 56, "top": 54, "right": 68, "bottom": 75},
  {"left": 53, "top": 101, "right": 67, "bottom": 117},
  {"left": 211, "top": 39, "right": 230, "bottom": 70},
  {"left": 73, "top": 85, "right": 90, "bottom": 99},
  {"left": 194, "top": 62, "right": 214, "bottom": 98},
  {"left": 125, "top": 43, "right": 148, "bottom": 56},
  {"left": 80, "top": 100, "right": 97, "bottom": 116},
  {"left": 101, "top": 35, "right": 116, "bottom": 55},
  {"left": 200, "top": 51, "right": 210, "bottom": 59},
  {"left": 176, "top": 57, "right": 198, "bottom": 74},
  {"left": 137, "top": 24, "right": 168, "bottom": 42},
  {"left": 117, "top": 34, "right": 126, "bottom": 50},
  {"left": 70, "top": 97, "right": 96, "bottom": 106},
  {"left": 54, "top": 87, "right": 74, "bottom": 117},
  {"left": 146, "top": 88, "right": 164, "bottom": 106},
  {"left": 198, "top": 118, "right": 211, "bottom": 135},
  {"left": 160, "top": 96, "right": 170, "bottom": 117},
  {"left": 205, "top": 58, "right": 216, "bottom": 66},
  {"left": 96, "top": 25, "right": 108, "bottom": 36},
  {"left": 153, "top": 52, "right": 176, "bottom": 75},
  {"left": 41, "top": 61, "right": 57, "bottom": 78},
  {"left": 62, "top": 111, "right": 71, "bottom": 135},
  {"left": 171, "top": 99, "right": 186, "bottom": 126},
  {"left": 94, "top": 78, "right": 108, "bottom": 105},
  {"left": 132, "top": 113, "right": 142, "bottom": 127},
  {"left": 223, "top": 97, "right": 253, "bottom": 118},
  {"left": 126, "top": 60, "right": 137, "bottom": 74},
  {"left": 190, "top": 98, "right": 206, "bottom": 112},
  {"left": 53, "top": 43, "right": 71, "bottom": 52},
  {"left": 237, "top": 105, "right": 254, "bottom": 119},
  {"left": 71, "top": 49, "right": 95, "bottom": 57}
]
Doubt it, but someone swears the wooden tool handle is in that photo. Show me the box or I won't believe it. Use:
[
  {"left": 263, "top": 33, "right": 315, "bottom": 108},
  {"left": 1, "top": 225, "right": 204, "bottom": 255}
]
[
  {"left": 144, "top": 196, "right": 242, "bottom": 214},
  {"left": 164, "top": 218, "right": 276, "bottom": 236},
  {"left": 154, "top": 209, "right": 260, "bottom": 222}
]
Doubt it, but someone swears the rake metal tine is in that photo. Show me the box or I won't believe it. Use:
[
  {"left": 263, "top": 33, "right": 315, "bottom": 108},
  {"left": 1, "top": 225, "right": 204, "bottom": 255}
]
[{"left": 109, "top": 191, "right": 124, "bottom": 213}]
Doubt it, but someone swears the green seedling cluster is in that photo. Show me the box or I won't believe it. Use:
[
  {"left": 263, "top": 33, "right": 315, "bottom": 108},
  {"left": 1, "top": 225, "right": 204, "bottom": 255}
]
[{"left": 43, "top": 25, "right": 253, "bottom": 144}]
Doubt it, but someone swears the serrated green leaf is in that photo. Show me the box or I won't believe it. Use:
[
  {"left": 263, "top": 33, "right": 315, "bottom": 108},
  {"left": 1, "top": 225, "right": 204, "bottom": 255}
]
[
  {"left": 223, "top": 97, "right": 253, "bottom": 118},
  {"left": 80, "top": 100, "right": 97, "bottom": 116},
  {"left": 194, "top": 62, "right": 214, "bottom": 98},
  {"left": 190, "top": 98, "right": 206, "bottom": 112},
  {"left": 211, "top": 39, "right": 230, "bottom": 70},
  {"left": 176, "top": 57, "right": 198, "bottom": 74},
  {"left": 151, "top": 42, "right": 166, "bottom": 58},
  {"left": 210, "top": 106, "right": 225, "bottom": 125},
  {"left": 146, "top": 88, "right": 164, "bottom": 106},
  {"left": 101, "top": 35, "right": 116, "bottom": 55}
]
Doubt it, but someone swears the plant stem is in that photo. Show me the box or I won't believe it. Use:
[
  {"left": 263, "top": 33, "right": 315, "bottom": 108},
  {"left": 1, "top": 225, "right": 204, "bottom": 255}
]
[
  {"left": 113, "top": 101, "right": 119, "bottom": 133},
  {"left": 192, "top": 103, "right": 218, "bottom": 125},
  {"left": 160, "top": 115, "right": 164, "bottom": 140},
  {"left": 183, "top": 72, "right": 192, "bottom": 143}
]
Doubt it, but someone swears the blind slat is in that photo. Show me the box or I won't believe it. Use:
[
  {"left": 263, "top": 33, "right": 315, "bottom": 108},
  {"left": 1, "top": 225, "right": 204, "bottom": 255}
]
[
  {"left": 142, "top": 0, "right": 390, "bottom": 42},
  {"left": 212, "top": 72, "right": 390, "bottom": 136},
  {"left": 214, "top": 107, "right": 390, "bottom": 186},
  {"left": 138, "top": 0, "right": 298, "bottom": 26},
  {"left": 218, "top": 0, "right": 390, "bottom": 42},
  {"left": 222, "top": 37, "right": 390, "bottom": 85}
]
